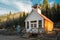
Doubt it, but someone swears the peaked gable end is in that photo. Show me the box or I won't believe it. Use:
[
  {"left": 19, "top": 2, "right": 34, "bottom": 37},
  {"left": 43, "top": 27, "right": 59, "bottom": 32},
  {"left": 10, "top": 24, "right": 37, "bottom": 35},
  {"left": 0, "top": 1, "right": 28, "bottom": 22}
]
[{"left": 25, "top": 10, "right": 43, "bottom": 21}]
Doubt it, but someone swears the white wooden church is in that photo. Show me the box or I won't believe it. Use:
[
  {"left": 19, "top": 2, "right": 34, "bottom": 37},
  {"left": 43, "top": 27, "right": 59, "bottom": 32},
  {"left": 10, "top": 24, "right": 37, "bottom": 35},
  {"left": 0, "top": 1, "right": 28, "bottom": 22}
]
[{"left": 25, "top": 4, "right": 54, "bottom": 34}]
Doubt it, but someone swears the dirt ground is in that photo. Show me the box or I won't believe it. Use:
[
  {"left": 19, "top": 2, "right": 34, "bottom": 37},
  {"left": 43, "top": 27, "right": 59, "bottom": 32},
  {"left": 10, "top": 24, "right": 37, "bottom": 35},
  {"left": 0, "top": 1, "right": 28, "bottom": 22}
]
[
  {"left": 0, "top": 35, "right": 28, "bottom": 40},
  {"left": 0, "top": 35, "right": 41, "bottom": 40},
  {"left": 0, "top": 29, "right": 59, "bottom": 40},
  {"left": 0, "top": 34, "right": 56, "bottom": 40}
]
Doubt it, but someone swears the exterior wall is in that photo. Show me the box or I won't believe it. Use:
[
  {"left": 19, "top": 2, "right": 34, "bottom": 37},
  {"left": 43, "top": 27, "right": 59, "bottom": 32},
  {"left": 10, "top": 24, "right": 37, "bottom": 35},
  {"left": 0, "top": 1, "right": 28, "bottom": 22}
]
[
  {"left": 44, "top": 20, "right": 48, "bottom": 32},
  {"left": 44, "top": 20, "right": 53, "bottom": 32},
  {"left": 25, "top": 11, "right": 43, "bottom": 21},
  {"left": 48, "top": 22, "right": 53, "bottom": 31},
  {"left": 25, "top": 21, "right": 31, "bottom": 32},
  {"left": 25, "top": 11, "right": 44, "bottom": 32}
]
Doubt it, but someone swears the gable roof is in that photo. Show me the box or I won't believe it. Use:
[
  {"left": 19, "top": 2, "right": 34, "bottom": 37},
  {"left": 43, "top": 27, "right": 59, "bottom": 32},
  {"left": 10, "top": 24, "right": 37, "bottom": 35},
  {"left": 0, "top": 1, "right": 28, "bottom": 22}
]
[
  {"left": 40, "top": 14, "right": 53, "bottom": 23},
  {"left": 33, "top": 8, "right": 53, "bottom": 23},
  {"left": 25, "top": 8, "right": 53, "bottom": 23},
  {"left": 31, "top": 4, "right": 53, "bottom": 23}
]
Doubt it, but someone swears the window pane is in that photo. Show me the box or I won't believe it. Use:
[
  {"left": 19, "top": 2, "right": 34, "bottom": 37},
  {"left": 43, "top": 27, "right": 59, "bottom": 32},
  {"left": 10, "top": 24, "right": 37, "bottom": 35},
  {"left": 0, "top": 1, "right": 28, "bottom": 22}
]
[
  {"left": 31, "top": 21, "right": 37, "bottom": 23},
  {"left": 39, "top": 20, "right": 42, "bottom": 28},
  {"left": 34, "top": 24, "right": 37, "bottom": 28},
  {"left": 27, "top": 21, "right": 29, "bottom": 29},
  {"left": 31, "top": 24, "right": 33, "bottom": 28}
]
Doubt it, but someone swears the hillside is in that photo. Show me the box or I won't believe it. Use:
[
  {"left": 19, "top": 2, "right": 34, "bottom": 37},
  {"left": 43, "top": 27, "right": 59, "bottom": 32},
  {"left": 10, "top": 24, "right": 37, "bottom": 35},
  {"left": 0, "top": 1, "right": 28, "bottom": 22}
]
[
  {"left": 0, "top": 12, "right": 28, "bottom": 29},
  {"left": 0, "top": 12, "right": 27, "bottom": 22}
]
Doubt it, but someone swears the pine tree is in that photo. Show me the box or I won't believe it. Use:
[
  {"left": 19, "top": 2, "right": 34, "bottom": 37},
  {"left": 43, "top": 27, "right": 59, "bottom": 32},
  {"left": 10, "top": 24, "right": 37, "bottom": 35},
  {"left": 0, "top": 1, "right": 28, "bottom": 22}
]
[
  {"left": 43, "top": 0, "right": 48, "bottom": 6},
  {"left": 43, "top": 0, "right": 49, "bottom": 10}
]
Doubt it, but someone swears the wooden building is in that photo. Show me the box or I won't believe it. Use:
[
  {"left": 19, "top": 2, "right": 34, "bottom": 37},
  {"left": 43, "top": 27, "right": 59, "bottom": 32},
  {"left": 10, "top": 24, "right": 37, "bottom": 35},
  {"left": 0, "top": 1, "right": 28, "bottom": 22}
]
[{"left": 25, "top": 4, "right": 54, "bottom": 33}]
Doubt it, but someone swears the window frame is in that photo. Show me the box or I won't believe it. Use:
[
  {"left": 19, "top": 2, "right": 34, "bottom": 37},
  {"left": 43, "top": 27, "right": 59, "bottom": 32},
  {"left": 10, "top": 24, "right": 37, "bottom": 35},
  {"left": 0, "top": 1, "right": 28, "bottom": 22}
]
[
  {"left": 31, "top": 20, "right": 37, "bottom": 28},
  {"left": 39, "top": 20, "right": 42, "bottom": 28}
]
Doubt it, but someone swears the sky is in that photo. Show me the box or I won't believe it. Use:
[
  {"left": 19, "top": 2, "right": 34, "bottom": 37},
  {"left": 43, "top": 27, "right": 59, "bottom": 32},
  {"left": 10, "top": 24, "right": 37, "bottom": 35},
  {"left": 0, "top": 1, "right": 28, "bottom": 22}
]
[{"left": 0, "top": 0, "right": 60, "bottom": 15}]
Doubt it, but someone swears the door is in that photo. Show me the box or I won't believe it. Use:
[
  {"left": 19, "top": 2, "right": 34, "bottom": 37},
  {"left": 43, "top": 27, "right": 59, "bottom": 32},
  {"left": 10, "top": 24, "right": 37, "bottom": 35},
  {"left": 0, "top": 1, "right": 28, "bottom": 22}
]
[{"left": 30, "top": 21, "right": 38, "bottom": 33}]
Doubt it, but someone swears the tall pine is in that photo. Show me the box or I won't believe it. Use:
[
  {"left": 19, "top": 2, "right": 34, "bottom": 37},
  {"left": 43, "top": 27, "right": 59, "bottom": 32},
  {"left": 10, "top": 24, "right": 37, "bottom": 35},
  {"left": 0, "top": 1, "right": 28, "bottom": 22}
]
[{"left": 43, "top": 0, "right": 49, "bottom": 10}]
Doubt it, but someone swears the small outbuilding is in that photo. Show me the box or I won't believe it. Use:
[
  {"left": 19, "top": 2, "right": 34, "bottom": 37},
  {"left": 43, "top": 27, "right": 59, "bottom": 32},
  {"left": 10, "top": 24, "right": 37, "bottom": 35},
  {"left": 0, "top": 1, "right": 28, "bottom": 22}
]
[{"left": 25, "top": 4, "right": 54, "bottom": 33}]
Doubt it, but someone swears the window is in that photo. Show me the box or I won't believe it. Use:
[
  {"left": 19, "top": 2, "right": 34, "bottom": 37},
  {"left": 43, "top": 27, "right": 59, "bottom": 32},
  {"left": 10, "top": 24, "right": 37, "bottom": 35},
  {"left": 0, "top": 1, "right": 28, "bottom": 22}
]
[
  {"left": 31, "top": 24, "right": 33, "bottom": 28},
  {"left": 34, "top": 24, "right": 37, "bottom": 28},
  {"left": 27, "top": 21, "right": 29, "bottom": 29},
  {"left": 39, "top": 20, "right": 42, "bottom": 28},
  {"left": 31, "top": 20, "right": 37, "bottom": 28},
  {"left": 31, "top": 21, "right": 37, "bottom": 23}
]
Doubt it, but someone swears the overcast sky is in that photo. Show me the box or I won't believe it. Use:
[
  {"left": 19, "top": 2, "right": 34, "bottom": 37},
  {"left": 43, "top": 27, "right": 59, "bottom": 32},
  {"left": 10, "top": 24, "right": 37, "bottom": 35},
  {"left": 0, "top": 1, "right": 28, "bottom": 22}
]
[{"left": 0, "top": 0, "right": 60, "bottom": 15}]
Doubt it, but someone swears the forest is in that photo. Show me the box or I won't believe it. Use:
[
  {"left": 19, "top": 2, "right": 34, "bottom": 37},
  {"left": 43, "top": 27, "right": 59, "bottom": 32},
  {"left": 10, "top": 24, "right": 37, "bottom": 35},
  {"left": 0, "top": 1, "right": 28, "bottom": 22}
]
[
  {"left": 19, "top": 0, "right": 60, "bottom": 27},
  {"left": 0, "top": 0, "right": 60, "bottom": 29},
  {"left": 40, "top": 0, "right": 60, "bottom": 23}
]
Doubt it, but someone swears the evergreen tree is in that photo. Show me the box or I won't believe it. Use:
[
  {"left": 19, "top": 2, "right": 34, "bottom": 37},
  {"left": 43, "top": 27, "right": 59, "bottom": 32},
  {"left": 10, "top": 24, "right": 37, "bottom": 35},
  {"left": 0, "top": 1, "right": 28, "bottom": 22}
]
[{"left": 43, "top": 0, "right": 48, "bottom": 9}]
